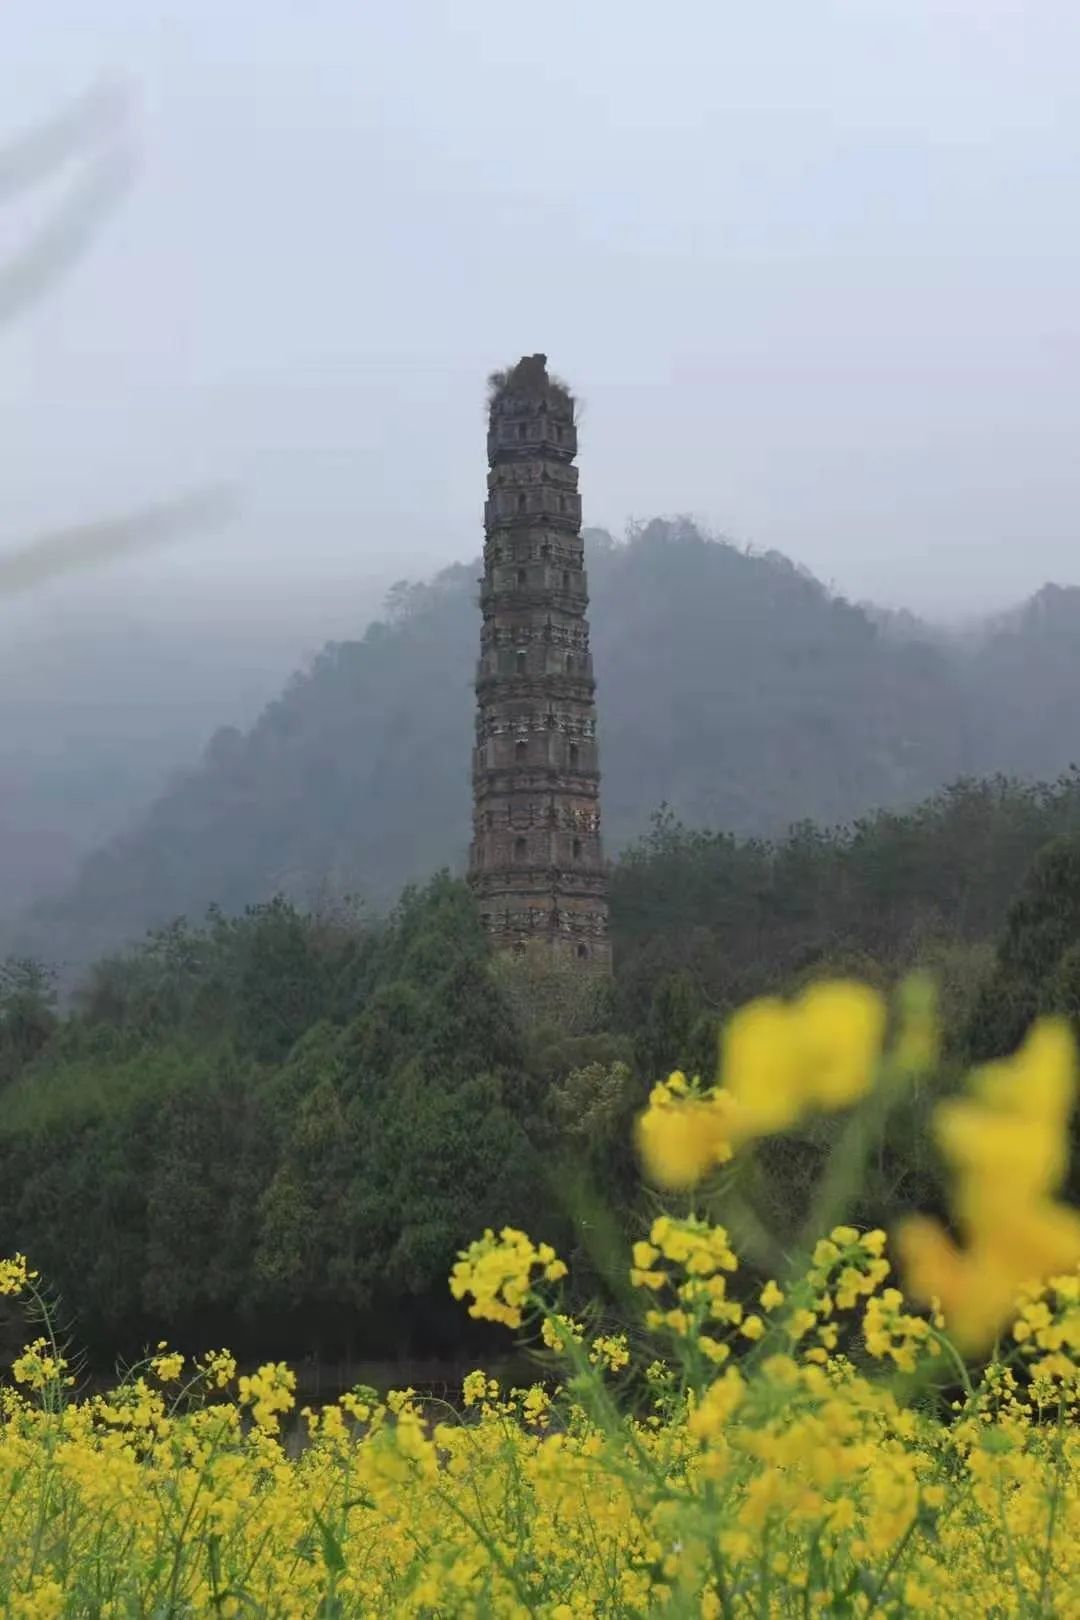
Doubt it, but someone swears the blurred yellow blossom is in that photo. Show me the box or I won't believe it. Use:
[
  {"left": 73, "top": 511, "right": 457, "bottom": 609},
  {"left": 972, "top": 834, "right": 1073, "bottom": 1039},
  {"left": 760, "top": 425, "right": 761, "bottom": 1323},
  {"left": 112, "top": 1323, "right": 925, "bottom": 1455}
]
[
  {"left": 900, "top": 1016, "right": 1080, "bottom": 1352},
  {"left": 723, "top": 980, "right": 885, "bottom": 1135},
  {"left": 637, "top": 982, "right": 886, "bottom": 1190},
  {"left": 635, "top": 1074, "right": 735, "bottom": 1190}
]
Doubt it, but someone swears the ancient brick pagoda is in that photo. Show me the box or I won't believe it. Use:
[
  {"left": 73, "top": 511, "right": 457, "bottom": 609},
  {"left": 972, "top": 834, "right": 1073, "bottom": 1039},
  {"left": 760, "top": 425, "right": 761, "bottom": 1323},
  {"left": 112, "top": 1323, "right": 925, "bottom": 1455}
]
[{"left": 468, "top": 354, "right": 611, "bottom": 967}]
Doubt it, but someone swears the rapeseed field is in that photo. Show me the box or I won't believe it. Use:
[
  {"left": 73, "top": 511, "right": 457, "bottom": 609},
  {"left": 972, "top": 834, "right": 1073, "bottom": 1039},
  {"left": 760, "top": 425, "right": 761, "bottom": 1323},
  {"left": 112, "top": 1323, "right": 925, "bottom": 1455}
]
[{"left": 2, "top": 980, "right": 1080, "bottom": 1615}]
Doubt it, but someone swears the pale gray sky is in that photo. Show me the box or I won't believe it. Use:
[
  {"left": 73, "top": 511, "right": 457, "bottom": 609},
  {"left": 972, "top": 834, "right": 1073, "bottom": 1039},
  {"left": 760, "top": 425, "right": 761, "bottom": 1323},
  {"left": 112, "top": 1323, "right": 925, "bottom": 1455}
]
[{"left": 3, "top": 0, "right": 1080, "bottom": 624}]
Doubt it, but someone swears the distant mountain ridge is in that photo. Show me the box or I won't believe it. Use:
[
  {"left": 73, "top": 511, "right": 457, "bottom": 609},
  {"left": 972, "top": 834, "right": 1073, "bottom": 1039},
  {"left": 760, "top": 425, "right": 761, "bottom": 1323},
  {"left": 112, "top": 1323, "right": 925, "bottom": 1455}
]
[
  {"left": 11, "top": 520, "right": 1080, "bottom": 975},
  {"left": 0, "top": 593, "right": 378, "bottom": 917}
]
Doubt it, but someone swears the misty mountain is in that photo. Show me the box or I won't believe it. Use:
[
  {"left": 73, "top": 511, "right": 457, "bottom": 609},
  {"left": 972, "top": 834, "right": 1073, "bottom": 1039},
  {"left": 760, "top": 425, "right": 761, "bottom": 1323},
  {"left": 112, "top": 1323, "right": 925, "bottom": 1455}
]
[
  {"left": 0, "top": 579, "right": 386, "bottom": 918},
  {"left": 964, "top": 584, "right": 1080, "bottom": 782},
  {"left": 10, "top": 519, "right": 1080, "bottom": 976},
  {"left": 0, "top": 616, "right": 291, "bottom": 917}
]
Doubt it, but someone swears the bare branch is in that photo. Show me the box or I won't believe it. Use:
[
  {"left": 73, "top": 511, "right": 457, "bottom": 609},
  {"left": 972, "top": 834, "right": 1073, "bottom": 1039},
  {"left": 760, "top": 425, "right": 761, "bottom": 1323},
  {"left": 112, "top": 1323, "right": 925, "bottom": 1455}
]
[
  {"left": 0, "top": 81, "right": 128, "bottom": 203},
  {"left": 0, "top": 489, "right": 237, "bottom": 597},
  {"left": 0, "top": 86, "right": 229, "bottom": 595},
  {"left": 0, "top": 143, "right": 135, "bottom": 327}
]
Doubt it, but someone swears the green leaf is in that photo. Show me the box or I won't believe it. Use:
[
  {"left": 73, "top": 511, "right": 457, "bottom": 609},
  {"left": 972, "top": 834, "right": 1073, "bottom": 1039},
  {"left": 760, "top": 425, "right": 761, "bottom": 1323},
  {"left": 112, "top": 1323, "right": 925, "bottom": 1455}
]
[{"left": 314, "top": 1511, "right": 346, "bottom": 1576}]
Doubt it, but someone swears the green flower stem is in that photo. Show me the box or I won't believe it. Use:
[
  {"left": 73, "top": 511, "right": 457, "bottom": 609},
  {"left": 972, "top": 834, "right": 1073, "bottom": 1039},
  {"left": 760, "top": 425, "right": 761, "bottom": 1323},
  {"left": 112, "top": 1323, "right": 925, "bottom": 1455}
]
[{"left": 797, "top": 1056, "right": 908, "bottom": 1263}]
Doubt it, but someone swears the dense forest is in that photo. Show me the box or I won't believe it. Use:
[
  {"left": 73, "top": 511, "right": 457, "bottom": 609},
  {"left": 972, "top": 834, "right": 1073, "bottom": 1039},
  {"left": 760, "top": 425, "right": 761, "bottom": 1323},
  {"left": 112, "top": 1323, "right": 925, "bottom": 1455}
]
[
  {"left": 6, "top": 771, "right": 1080, "bottom": 1367},
  {"left": 11, "top": 519, "right": 1080, "bottom": 975}
]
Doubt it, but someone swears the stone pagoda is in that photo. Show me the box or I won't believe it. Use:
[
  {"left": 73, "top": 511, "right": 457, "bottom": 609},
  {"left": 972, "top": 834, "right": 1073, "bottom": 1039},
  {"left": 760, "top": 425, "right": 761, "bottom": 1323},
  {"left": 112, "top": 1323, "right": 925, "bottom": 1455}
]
[{"left": 468, "top": 354, "right": 611, "bottom": 968}]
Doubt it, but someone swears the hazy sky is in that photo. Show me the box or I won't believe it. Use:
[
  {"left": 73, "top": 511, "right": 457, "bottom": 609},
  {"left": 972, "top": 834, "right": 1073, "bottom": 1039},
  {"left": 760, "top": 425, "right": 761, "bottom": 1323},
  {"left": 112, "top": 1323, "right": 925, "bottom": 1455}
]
[{"left": 4, "top": 0, "right": 1080, "bottom": 627}]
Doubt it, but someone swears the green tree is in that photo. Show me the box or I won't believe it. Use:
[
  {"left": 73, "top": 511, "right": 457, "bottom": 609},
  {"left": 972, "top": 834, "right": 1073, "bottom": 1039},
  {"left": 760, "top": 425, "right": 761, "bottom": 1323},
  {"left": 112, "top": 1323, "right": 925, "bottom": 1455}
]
[
  {"left": 964, "top": 834, "right": 1080, "bottom": 1063},
  {"left": 635, "top": 971, "right": 709, "bottom": 1084},
  {"left": 0, "top": 956, "right": 57, "bottom": 1079}
]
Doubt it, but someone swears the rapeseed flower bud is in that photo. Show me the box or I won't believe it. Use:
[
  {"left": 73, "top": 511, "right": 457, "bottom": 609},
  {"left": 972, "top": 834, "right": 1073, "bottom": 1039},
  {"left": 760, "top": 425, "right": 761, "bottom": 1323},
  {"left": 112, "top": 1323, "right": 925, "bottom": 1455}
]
[
  {"left": 0, "top": 1254, "right": 35, "bottom": 1296},
  {"left": 541, "top": 1313, "right": 584, "bottom": 1352},
  {"left": 151, "top": 1344, "right": 184, "bottom": 1383},
  {"left": 589, "top": 1333, "right": 630, "bottom": 1372},
  {"left": 198, "top": 1349, "right": 237, "bottom": 1389},
  {"left": 12, "top": 1337, "right": 68, "bottom": 1392}
]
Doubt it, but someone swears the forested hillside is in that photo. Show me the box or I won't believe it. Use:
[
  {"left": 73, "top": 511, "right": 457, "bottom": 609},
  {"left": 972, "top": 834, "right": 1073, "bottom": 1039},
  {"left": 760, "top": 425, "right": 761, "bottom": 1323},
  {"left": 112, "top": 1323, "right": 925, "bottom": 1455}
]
[
  {"left": 4, "top": 772, "right": 1080, "bottom": 1362},
  {"left": 18, "top": 517, "right": 1080, "bottom": 974}
]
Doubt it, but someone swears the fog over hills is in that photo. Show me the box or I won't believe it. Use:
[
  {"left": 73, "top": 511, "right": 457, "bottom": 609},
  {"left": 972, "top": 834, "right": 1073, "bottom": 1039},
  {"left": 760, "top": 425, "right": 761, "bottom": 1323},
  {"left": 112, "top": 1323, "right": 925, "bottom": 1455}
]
[
  {"left": 0, "top": 568, "right": 388, "bottom": 916},
  {"left": 8, "top": 519, "right": 1080, "bottom": 980}
]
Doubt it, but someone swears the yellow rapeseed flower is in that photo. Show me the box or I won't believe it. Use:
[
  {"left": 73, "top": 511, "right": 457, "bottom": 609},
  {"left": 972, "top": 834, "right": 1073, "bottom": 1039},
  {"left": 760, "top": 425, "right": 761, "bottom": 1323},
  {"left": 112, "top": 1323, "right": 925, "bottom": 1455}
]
[
  {"left": 0, "top": 1254, "right": 35, "bottom": 1296},
  {"left": 150, "top": 1349, "right": 185, "bottom": 1383}
]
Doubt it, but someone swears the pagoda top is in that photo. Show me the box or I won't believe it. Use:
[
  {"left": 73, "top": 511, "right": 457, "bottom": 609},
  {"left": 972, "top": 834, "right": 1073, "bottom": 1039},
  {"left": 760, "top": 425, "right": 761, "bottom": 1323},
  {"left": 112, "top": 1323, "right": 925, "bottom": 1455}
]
[{"left": 488, "top": 354, "right": 573, "bottom": 409}]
